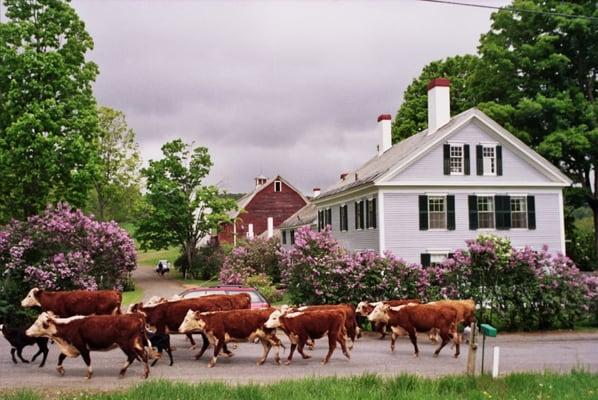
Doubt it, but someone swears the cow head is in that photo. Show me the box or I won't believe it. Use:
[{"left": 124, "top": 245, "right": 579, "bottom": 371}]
[
  {"left": 264, "top": 309, "right": 283, "bottom": 329},
  {"left": 21, "top": 288, "right": 42, "bottom": 308},
  {"left": 26, "top": 312, "right": 57, "bottom": 337},
  {"left": 356, "top": 301, "right": 376, "bottom": 317},
  {"left": 368, "top": 303, "right": 390, "bottom": 323},
  {"left": 179, "top": 310, "right": 205, "bottom": 333}
]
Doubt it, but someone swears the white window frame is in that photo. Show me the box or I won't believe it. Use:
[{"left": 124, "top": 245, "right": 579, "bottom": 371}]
[
  {"left": 449, "top": 144, "right": 464, "bottom": 176},
  {"left": 425, "top": 249, "right": 451, "bottom": 265},
  {"left": 274, "top": 180, "right": 282, "bottom": 192},
  {"left": 510, "top": 195, "right": 528, "bottom": 229},
  {"left": 482, "top": 144, "right": 497, "bottom": 176},
  {"left": 428, "top": 195, "right": 447, "bottom": 231},
  {"left": 477, "top": 195, "right": 495, "bottom": 230}
]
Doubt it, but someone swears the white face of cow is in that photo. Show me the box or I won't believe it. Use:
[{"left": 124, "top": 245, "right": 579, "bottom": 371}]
[
  {"left": 21, "top": 288, "right": 42, "bottom": 308},
  {"left": 264, "top": 310, "right": 283, "bottom": 329},
  {"left": 368, "top": 303, "right": 390, "bottom": 323},
  {"left": 179, "top": 310, "right": 205, "bottom": 333},
  {"left": 26, "top": 312, "right": 57, "bottom": 337},
  {"left": 356, "top": 301, "right": 371, "bottom": 316}
]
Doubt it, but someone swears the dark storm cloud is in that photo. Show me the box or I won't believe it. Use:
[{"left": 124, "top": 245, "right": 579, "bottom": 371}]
[{"left": 72, "top": 0, "right": 509, "bottom": 194}]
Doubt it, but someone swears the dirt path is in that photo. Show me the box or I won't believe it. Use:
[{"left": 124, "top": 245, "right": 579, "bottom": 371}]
[{"left": 132, "top": 265, "right": 186, "bottom": 302}]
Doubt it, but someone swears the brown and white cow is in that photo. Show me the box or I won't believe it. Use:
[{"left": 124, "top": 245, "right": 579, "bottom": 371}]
[
  {"left": 26, "top": 312, "right": 150, "bottom": 379},
  {"left": 265, "top": 309, "right": 350, "bottom": 365},
  {"left": 289, "top": 304, "right": 359, "bottom": 349},
  {"left": 21, "top": 288, "right": 122, "bottom": 317},
  {"left": 179, "top": 307, "right": 282, "bottom": 367},
  {"left": 368, "top": 303, "right": 460, "bottom": 358},
  {"left": 356, "top": 299, "right": 420, "bottom": 339},
  {"left": 128, "top": 293, "right": 251, "bottom": 360},
  {"left": 427, "top": 299, "right": 476, "bottom": 342}
]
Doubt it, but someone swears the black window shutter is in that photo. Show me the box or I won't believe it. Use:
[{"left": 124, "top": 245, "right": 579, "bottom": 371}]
[
  {"left": 476, "top": 145, "right": 483, "bottom": 176},
  {"left": 317, "top": 211, "right": 321, "bottom": 231},
  {"left": 496, "top": 145, "right": 503, "bottom": 176},
  {"left": 339, "top": 206, "right": 343, "bottom": 230},
  {"left": 527, "top": 195, "right": 536, "bottom": 230},
  {"left": 495, "top": 195, "right": 511, "bottom": 230},
  {"left": 443, "top": 144, "right": 450, "bottom": 175},
  {"left": 419, "top": 195, "right": 428, "bottom": 231},
  {"left": 468, "top": 195, "right": 478, "bottom": 230},
  {"left": 464, "top": 144, "right": 470, "bottom": 175},
  {"left": 282, "top": 231, "right": 287, "bottom": 245},
  {"left": 372, "top": 198, "right": 377, "bottom": 228},
  {"left": 448, "top": 252, "right": 455, "bottom": 259},
  {"left": 290, "top": 230, "right": 295, "bottom": 245},
  {"left": 447, "top": 195, "right": 456, "bottom": 230},
  {"left": 354, "top": 202, "right": 358, "bottom": 229},
  {"left": 365, "top": 200, "right": 370, "bottom": 228},
  {"left": 421, "top": 253, "right": 431, "bottom": 267},
  {"left": 327, "top": 209, "right": 332, "bottom": 227}
]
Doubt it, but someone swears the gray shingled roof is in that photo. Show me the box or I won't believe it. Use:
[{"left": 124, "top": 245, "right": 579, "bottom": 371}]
[{"left": 278, "top": 203, "right": 317, "bottom": 229}]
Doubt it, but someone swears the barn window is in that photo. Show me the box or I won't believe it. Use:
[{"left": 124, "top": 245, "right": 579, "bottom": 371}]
[{"left": 274, "top": 180, "right": 282, "bottom": 192}]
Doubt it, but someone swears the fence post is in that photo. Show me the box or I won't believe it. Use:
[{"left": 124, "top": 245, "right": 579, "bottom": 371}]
[
  {"left": 466, "top": 323, "right": 478, "bottom": 376},
  {"left": 492, "top": 346, "right": 500, "bottom": 378}
]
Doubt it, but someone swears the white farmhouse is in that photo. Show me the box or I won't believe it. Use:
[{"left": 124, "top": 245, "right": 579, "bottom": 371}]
[{"left": 312, "top": 78, "right": 572, "bottom": 265}]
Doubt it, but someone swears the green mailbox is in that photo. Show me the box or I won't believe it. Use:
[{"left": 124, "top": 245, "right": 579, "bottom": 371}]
[{"left": 480, "top": 323, "right": 497, "bottom": 337}]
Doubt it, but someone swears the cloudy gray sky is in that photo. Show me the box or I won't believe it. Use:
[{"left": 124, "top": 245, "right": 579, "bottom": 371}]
[{"left": 71, "top": 0, "right": 509, "bottom": 195}]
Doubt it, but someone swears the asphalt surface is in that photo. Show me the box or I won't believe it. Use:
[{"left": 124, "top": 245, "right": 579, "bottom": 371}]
[{"left": 1, "top": 330, "right": 597, "bottom": 390}]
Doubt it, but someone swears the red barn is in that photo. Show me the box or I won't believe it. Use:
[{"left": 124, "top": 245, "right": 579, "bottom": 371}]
[{"left": 217, "top": 175, "right": 308, "bottom": 244}]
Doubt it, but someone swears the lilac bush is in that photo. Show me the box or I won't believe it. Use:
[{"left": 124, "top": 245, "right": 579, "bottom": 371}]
[
  {"left": 219, "top": 237, "right": 282, "bottom": 284},
  {"left": 0, "top": 202, "right": 136, "bottom": 291}
]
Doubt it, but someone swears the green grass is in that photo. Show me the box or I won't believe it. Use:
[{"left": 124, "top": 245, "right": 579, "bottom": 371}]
[
  {"left": 121, "top": 287, "right": 144, "bottom": 305},
  {"left": 2, "top": 371, "right": 597, "bottom": 400},
  {"left": 136, "top": 247, "right": 180, "bottom": 267}
]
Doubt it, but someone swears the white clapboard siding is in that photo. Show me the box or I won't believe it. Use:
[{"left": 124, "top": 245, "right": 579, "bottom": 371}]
[{"left": 327, "top": 198, "right": 379, "bottom": 252}]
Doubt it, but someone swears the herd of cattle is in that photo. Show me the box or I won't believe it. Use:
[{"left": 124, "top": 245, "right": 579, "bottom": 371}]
[{"left": 0, "top": 287, "right": 476, "bottom": 379}]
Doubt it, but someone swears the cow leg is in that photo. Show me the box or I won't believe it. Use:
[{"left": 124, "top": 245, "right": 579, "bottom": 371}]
[
  {"left": 16, "top": 347, "right": 29, "bottom": 363},
  {"left": 79, "top": 348, "right": 93, "bottom": 379},
  {"left": 429, "top": 328, "right": 440, "bottom": 343},
  {"left": 208, "top": 338, "right": 224, "bottom": 368},
  {"left": 390, "top": 332, "right": 397, "bottom": 352},
  {"left": 165, "top": 342, "right": 174, "bottom": 366},
  {"left": 257, "top": 339, "right": 271, "bottom": 366},
  {"left": 306, "top": 338, "right": 315, "bottom": 350},
  {"left": 187, "top": 333, "right": 197, "bottom": 349},
  {"left": 378, "top": 322, "right": 387, "bottom": 339},
  {"left": 285, "top": 343, "right": 297, "bottom": 365},
  {"left": 222, "top": 343, "right": 234, "bottom": 357},
  {"left": 31, "top": 341, "right": 48, "bottom": 368},
  {"left": 337, "top": 333, "right": 350, "bottom": 360},
  {"left": 450, "top": 326, "right": 460, "bottom": 358},
  {"left": 134, "top": 346, "right": 150, "bottom": 378},
  {"left": 433, "top": 334, "right": 450, "bottom": 358},
  {"left": 321, "top": 333, "right": 337, "bottom": 365},
  {"left": 150, "top": 349, "right": 162, "bottom": 367},
  {"left": 120, "top": 351, "right": 137, "bottom": 378},
  {"left": 194, "top": 333, "right": 210, "bottom": 360},
  {"left": 297, "top": 340, "right": 311, "bottom": 360},
  {"left": 56, "top": 353, "right": 67, "bottom": 376},
  {"left": 407, "top": 329, "right": 419, "bottom": 357},
  {"left": 10, "top": 348, "right": 17, "bottom": 364}
]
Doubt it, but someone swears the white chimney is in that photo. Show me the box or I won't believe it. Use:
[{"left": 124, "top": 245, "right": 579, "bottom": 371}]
[
  {"left": 267, "top": 217, "right": 274, "bottom": 239},
  {"left": 312, "top": 187, "right": 321, "bottom": 198},
  {"left": 427, "top": 78, "right": 451, "bottom": 135},
  {"left": 377, "top": 114, "right": 392, "bottom": 156},
  {"left": 247, "top": 223, "right": 254, "bottom": 239}
]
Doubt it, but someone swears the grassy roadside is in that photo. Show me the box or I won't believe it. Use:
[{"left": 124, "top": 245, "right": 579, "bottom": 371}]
[
  {"left": 121, "top": 287, "right": 144, "bottom": 305},
  {"left": 2, "top": 371, "right": 597, "bottom": 400}
]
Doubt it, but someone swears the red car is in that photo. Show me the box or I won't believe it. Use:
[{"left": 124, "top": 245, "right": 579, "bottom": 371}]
[{"left": 178, "top": 285, "right": 270, "bottom": 309}]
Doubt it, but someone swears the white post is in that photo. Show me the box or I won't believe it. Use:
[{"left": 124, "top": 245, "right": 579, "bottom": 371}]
[
  {"left": 248, "top": 223, "right": 254, "bottom": 239},
  {"left": 267, "top": 217, "right": 274, "bottom": 239},
  {"left": 492, "top": 346, "right": 500, "bottom": 378}
]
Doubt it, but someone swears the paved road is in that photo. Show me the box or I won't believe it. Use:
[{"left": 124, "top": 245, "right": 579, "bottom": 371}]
[
  {"left": 131, "top": 264, "right": 186, "bottom": 303},
  {"left": 1, "top": 331, "right": 596, "bottom": 390}
]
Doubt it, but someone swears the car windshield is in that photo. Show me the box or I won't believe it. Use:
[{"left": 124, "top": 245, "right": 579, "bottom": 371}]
[{"left": 226, "top": 290, "right": 262, "bottom": 303}]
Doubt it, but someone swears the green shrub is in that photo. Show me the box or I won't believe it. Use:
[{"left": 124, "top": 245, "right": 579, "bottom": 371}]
[
  {"left": 246, "top": 274, "right": 283, "bottom": 303},
  {"left": 175, "top": 243, "right": 231, "bottom": 280}
]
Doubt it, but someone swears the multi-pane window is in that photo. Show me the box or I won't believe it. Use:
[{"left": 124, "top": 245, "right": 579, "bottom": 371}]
[
  {"left": 355, "top": 200, "right": 365, "bottom": 230},
  {"left": 511, "top": 196, "right": 528, "bottom": 228},
  {"left": 274, "top": 180, "right": 282, "bottom": 192},
  {"left": 450, "top": 144, "right": 463, "bottom": 174},
  {"left": 339, "top": 205, "right": 348, "bottom": 231},
  {"left": 482, "top": 146, "right": 496, "bottom": 175},
  {"left": 366, "top": 198, "right": 377, "bottom": 229},
  {"left": 428, "top": 196, "right": 447, "bottom": 229},
  {"left": 478, "top": 196, "right": 495, "bottom": 229},
  {"left": 430, "top": 253, "right": 448, "bottom": 265}
]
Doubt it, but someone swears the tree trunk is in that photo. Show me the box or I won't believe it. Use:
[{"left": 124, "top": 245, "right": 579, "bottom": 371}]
[
  {"left": 95, "top": 184, "right": 105, "bottom": 221},
  {"left": 184, "top": 240, "right": 197, "bottom": 281},
  {"left": 594, "top": 206, "right": 598, "bottom": 263}
]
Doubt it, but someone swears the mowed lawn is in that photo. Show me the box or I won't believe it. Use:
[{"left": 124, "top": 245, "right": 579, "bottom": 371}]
[{"left": 3, "top": 372, "right": 597, "bottom": 400}]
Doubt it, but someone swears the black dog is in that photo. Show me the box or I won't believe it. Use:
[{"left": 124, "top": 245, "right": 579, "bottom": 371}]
[
  {"left": 146, "top": 330, "right": 173, "bottom": 366},
  {"left": 1, "top": 324, "right": 49, "bottom": 367}
]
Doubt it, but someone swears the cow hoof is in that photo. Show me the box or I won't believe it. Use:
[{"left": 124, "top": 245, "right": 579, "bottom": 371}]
[
  {"left": 257, "top": 359, "right": 265, "bottom": 366},
  {"left": 454, "top": 354, "right": 460, "bottom": 358},
  {"left": 320, "top": 359, "right": 328, "bottom": 365},
  {"left": 344, "top": 352, "right": 351, "bottom": 360},
  {"left": 189, "top": 345, "right": 198, "bottom": 350},
  {"left": 413, "top": 353, "right": 419, "bottom": 358},
  {"left": 433, "top": 353, "right": 439, "bottom": 358},
  {"left": 207, "top": 363, "right": 215, "bottom": 368},
  {"left": 302, "top": 355, "right": 311, "bottom": 360},
  {"left": 224, "top": 352, "right": 234, "bottom": 358},
  {"left": 284, "top": 361, "right": 291, "bottom": 366},
  {"left": 86, "top": 372, "right": 93, "bottom": 380},
  {"left": 390, "top": 346, "right": 395, "bottom": 352},
  {"left": 22, "top": 360, "right": 30, "bottom": 364},
  {"left": 56, "top": 366, "right": 65, "bottom": 376}
]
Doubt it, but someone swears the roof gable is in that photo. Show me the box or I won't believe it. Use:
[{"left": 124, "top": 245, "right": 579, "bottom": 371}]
[{"left": 231, "top": 176, "right": 308, "bottom": 217}]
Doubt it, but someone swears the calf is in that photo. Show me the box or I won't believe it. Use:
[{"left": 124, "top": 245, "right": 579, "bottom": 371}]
[
  {"left": 291, "top": 304, "right": 359, "bottom": 349},
  {"left": 179, "top": 308, "right": 282, "bottom": 367},
  {"left": 1, "top": 324, "right": 49, "bottom": 367},
  {"left": 427, "top": 299, "right": 476, "bottom": 342},
  {"left": 368, "top": 303, "right": 459, "bottom": 358},
  {"left": 265, "top": 309, "right": 350, "bottom": 365},
  {"left": 356, "top": 299, "right": 420, "bottom": 339},
  {"left": 21, "top": 288, "right": 122, "bottom": 317},
  {"left": 129, "top": 293, "right": 251, "bottom": 360},
  {"left": 146, "top": 330, "right": 173, "bottom": 366},
  {"left": 26, "top": 312, "right": 150, "bottom": 379}
]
